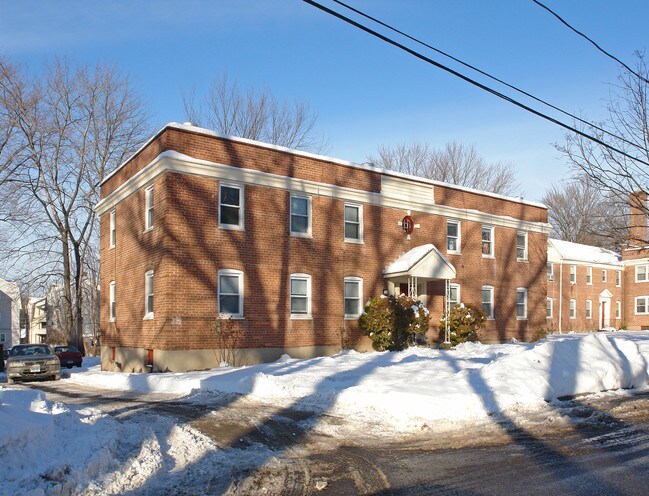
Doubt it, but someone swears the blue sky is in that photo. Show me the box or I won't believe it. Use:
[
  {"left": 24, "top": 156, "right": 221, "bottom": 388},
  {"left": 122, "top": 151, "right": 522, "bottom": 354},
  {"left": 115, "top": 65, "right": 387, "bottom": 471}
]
[{"left": 1, "top": 0, "right": 647, "bottom": 202}]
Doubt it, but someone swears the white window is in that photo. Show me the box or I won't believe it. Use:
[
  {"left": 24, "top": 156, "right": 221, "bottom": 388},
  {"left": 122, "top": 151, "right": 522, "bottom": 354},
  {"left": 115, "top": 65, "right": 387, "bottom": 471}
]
[
  {"left": 547, "top": 262, "right": 554, "bottom": 281},
  {"left": 290, "top": 194, "right": 311, "bottom": 236},
  {"left": 109, "top": 281, "right": 116, "bottom": 321},
  {"left": 290, "top": 274, "right": 311, "bottom": 318},
  {"left": 570, "top": 265, "right": 577, "bottom": 284},
  {"left": 144, "top": 271, "right": 154, "bottom": 319},
  {"left": 344, "top": 277, "right": 363, "bottom": 318},
  {"left": 616, "top": 270, "right": 621, "bottom": 287},
  {"left": 447, "top": 221, "right": 460, "bottom": 254},
  {"left": 448, "top": 283, "right": 460, "bottom": 306},
  {"left": 219, "top": 184, "right": 243, "bottom": 229},
  {"left": 109, "top": 210, "right": 116, "bottom": 248},
  {"left": 516, "top": 288, "right": 527, "bottom": 320},
  {"left": 481, "top": 226, "right": 494, "bottom": 257},
  {"left": 218, "top": 269, "right": 244, "bottom": 318},
  {"left": 602, "top": 270, "right": 607, "bottom": 283},
  {"left": 586, "top": 300, "right": 592, "bottom": 319},
  {"left": 516, "top": 232, "right": 528, "bottom": 260},
  {"left": 344, "top": 204, "right": 363, "bottom": 242},
  {"left": 546, "top": 298, "right": 553, "bottom": 319},
  {"left": 570, "top": 299, "right": 576, "bottom": 319},
  {"left": 145, "top": 186, "right": 154, "bottom": 230},
  {"left": 0, "top": 333, "right": 4, "bottom": 343},
  {"left": 586, "top": 267, "right": 592, "bottom": 285},
  {"left": 482, "top": 285, "right": 494, "bottom": 319},
  {"left": 636, "top": 296, "right": 649, "bottom": 315},
  {"left": 616, "top": 301, "right": 621, "bottom": 319},
  {"left": 636, "top": 265, "right": 648, "bottom": 282}
]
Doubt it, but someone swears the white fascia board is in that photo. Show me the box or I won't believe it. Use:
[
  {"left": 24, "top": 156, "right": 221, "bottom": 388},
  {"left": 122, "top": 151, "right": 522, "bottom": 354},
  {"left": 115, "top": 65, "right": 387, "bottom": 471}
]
[
  {"left": 101, "top": 122, "right": 548, "bottom": 211},
  {"left": 96, "top": 151, "right": 552, "bottom": 235}
]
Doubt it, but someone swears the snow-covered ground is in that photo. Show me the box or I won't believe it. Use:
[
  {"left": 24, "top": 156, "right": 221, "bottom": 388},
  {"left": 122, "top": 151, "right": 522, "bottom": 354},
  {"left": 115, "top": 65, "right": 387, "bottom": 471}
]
[{"left": 3, "top": 331, "right": 649, "bottom": 494}]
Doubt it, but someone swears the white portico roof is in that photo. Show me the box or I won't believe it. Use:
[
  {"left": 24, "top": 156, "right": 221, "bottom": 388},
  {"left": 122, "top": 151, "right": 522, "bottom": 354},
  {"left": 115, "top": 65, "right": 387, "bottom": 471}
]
[{"left": 383, "top": 244, "right": 456, "bottom": 280}]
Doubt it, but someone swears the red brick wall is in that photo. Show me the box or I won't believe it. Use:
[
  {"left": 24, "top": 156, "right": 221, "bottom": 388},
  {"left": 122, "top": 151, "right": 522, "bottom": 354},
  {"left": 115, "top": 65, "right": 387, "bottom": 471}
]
[{"left": 100, "top": 126, "right": 550, "bottom": 353}]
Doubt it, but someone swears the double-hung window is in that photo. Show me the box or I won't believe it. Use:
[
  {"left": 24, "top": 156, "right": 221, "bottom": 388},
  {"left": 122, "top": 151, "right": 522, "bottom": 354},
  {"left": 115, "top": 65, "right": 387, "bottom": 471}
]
[
  {"left": 516, "top": 232, "right": 527, "bottom": 260},
  {"left": 109, "top": 210, "right": 116, "bottom": 248},
  {"left": 290, "top": 194, "right": 311, "bottom": 236},
  {"left": 636, "top": 265, "right": 648, "bottom": 282},
  {"left": 448, "top": 283, "right": 460, "bottom": 306},
  {"left": 344, "top": 204, "right": 362, "bottom": 242},
  {"left": 482, "top": 226, "right": 494, "bottom": 257},
  {"left": 447, "top": 221, "right": 460, "bottom": 254},
  {"left": 570, "top": 265, "right": 577, "bottom": 284},
  {"left": 602, "top": 270, "right": 607, "bottom": 283},
  {"left": 344, "top": 277, "right": 363, "bottom": 318},
  {"left": 482, "top": 285, "right": 494, "bottom": 319},
  {"left": 616, "top": 270, "right": 621, "bottom": 287},
  {"left": 586, "top": 267, "right": 592, "bottom": 285},
  {"left": 546, "top": 298, "right": 553, "bottom": 319},
  {"left": 290, "top": 274, "right": 311, "bottom": 318},
  {"left": 144, "top": 271, "right": 154, "bottom": 319},
  {"left": 586, "top": 300, "right": 592, "bottom": 319},
  {"left": 616, "top": 301, "right": 621, "bottom": 319},
  {"left": 569, "top": 299, "right": 576, "bottom": 319},
  {"left": 547, "top": 262, "right": 554, "bottom": 281},
  {"left": 219, "top": 184, "right": 243, "bottom": 229},
  {"left": 218, "top": 269, "right": 244, "bottom": 318},
  {"left": 145, "top": 186, "right": 154, "bottom": 230},
  {"left": 516, "top": 288, "right": 527, "bottom": 320},
  {"left": 109, "top": 281, "right": 116, "bottom": 321},
  {"left": 636, "top": 296, "right": 649, "bottom": 315}
]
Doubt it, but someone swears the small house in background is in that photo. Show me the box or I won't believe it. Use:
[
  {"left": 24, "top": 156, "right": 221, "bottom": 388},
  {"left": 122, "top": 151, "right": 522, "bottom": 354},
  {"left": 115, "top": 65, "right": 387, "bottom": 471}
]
[
  {"left": 0, "top": 278, "right": 22, "bottom": 350},
  {"left": 547, "top": 239, "right": 623, "bottom": 333},
  {"left": 28, "top": 297, "right": 47, "bottom": 343}
]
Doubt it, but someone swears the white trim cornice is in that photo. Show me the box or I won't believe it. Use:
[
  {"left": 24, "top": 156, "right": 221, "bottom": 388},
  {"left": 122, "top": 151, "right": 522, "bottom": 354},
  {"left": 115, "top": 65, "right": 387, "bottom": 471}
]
[{"left": 96, "top": 151, "right": 553, "bottom": 235}]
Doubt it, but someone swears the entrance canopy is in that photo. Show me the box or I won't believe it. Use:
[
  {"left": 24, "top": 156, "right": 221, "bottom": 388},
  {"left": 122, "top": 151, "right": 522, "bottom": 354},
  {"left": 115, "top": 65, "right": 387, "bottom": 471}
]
[{"left": 383, "top": 244, "right": 456, "bottom": 282}]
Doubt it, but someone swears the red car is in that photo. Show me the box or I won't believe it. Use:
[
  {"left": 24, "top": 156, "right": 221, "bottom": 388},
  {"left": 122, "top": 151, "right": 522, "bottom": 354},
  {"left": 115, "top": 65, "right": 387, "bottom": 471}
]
[{"left": 54, "top": 345, "right": 83, "bottom": 368}]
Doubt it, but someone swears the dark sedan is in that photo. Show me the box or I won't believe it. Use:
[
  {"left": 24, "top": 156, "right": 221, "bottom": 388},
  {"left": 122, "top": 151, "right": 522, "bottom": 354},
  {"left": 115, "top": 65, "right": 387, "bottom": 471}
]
[
  {"left": 54, "top": 345, "right": 83, "bottom": 368},
  {"left": 6, "top": 344, "right": 61, "bottom": 384}
]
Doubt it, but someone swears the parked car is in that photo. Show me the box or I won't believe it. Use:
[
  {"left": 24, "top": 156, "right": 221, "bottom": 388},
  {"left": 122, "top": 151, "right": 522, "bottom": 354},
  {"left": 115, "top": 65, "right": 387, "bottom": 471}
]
[
  {"left": 54, "top": 345, "right": 83, "bottom": 368},
  {"left": 6, "top": 344, "right": 61, "bottom": 384}
]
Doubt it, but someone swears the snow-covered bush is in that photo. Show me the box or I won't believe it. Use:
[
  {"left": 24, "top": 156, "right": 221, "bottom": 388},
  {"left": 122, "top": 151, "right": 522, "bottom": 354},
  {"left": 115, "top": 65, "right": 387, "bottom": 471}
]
[
  {"left": 359, "top": 294, "right": 430, "bottom": 351},
  {"left": 439, "top": 303, "right": 486, "bottom": 346}
]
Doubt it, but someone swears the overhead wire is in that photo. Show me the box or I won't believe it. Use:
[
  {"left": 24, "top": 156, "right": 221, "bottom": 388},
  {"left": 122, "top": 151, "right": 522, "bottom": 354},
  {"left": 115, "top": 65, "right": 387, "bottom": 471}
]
[
  {"left": 531, "top": 0, "right": 649, "bottom": 85},
  {"left": 329, "top": 0, "right": 639, "bottom": 151},
  {"left": 303, "top": 0, "right": 649, "bottom": 166}
]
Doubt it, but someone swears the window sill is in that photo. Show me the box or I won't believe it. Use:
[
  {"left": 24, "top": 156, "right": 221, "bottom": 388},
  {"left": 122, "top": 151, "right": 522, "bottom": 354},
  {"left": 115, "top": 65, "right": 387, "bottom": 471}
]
[
  {"left": 290, "top": 232, "right": 313, "bottom": 239},
  {"left": 448, "top": 251, "right": 461, "bottom": 256},
  {"left": 344, "top": 239, "right": 364, "bottom": 244},
  {"left": 482, "top": 255, "right": 495, "bottom": 259},
  {"left": 143, "top": 227, "right": 153, "bottom": 233},
  {"left": 108, "top": 318, "right": 116, "bottom": 323},
  {"left": 517, "top": 258, "right": 528, "bottom": 263},
  {"left": 143, "top": 313, "right": 154, "bottom": 321},
  {"left": 219, "top": 315, "right": 245, "bottom": 320},
  {"left": 516, "top": 317, "right": 527, "bottom": 321},
  {"left": 290, "top": 315, "right": 312, "bottom": 320},
  {"left": 219, "top": 224, "right": 244, "bottom": 231},
  {"left": 546, "top": 316, "right": 553, "bottom": 319},
  {"left": 109, "top": 245, "right": 115, "bottom": 250},
  {"left": 344, "top": 315, "right": 361, "bottom": 320}
]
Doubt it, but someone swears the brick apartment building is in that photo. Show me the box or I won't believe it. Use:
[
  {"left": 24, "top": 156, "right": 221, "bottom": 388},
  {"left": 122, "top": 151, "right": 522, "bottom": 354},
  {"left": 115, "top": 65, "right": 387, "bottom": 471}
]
[
  {"left": 546, "top": 238, "right": 623, "bottom": 333},
  {"left": 622, "top": 192, "right": 649, "bottom": 330},
  {"left": 96, "top": 123, "right": 553, "bottom": 372}
]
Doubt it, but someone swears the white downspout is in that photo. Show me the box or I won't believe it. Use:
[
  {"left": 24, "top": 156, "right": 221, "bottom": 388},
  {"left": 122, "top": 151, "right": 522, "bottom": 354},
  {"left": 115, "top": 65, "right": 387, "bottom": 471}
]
[{"left": 558, "top": 261, "right": 563, "bottom": 334}]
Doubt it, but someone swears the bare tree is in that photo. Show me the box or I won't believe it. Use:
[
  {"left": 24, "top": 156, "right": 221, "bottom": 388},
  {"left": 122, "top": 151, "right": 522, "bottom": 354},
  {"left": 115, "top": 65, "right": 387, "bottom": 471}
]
[
  {"left": 0, "top": 58, "right": 150, "bottom": 352},
  {"left": 558, "top": 52, "right": 649, "bottom": 244},
  {"left": 542, "top": 177, "right": 627, "bottom": 249},
  {"left": 183, "top": 74, "right": 327, "bottom": 153},
  {"left": 368, "top": 141, "right": 521, "bottom": 196}
]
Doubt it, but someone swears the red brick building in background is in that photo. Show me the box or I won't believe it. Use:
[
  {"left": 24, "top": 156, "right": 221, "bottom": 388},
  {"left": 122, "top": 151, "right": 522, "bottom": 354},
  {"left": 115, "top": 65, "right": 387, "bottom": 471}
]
[
  {"left": 546, "top": 239, "right": 623, "bottom": 333},
  {"left": 621, "top": 192, "right": 649, "bottom": 330},
  {"left": 96, "top": 123, "right": 552, "bottom": 372}
]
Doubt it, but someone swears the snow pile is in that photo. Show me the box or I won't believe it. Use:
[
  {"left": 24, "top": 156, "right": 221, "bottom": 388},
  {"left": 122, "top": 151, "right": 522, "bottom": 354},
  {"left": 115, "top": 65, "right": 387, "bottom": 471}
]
[{"left": 68, "top": 332, "right": 649, "bottom": 430}]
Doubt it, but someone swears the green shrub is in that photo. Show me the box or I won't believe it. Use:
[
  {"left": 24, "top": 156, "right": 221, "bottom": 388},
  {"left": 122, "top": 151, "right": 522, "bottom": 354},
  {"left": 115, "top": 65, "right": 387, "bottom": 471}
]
[
  {"left": 439, "top": 303, "right": 486, "bottom": 346},
  {"left": 359, "top": 294, "right": 430, "bottom": 351}
]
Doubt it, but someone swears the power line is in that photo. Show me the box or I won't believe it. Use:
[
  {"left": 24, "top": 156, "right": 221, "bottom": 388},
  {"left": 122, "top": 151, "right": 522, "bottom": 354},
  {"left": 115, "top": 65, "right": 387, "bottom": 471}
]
[
  {"left": 303, "top": 0, "right": 649, "bottom": 167},
  {"left": 532, "top": 0, "right": 649, "bottom": 85},
  {"left": 329, "top": 0, "right": 643, "bottom": 153}
]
